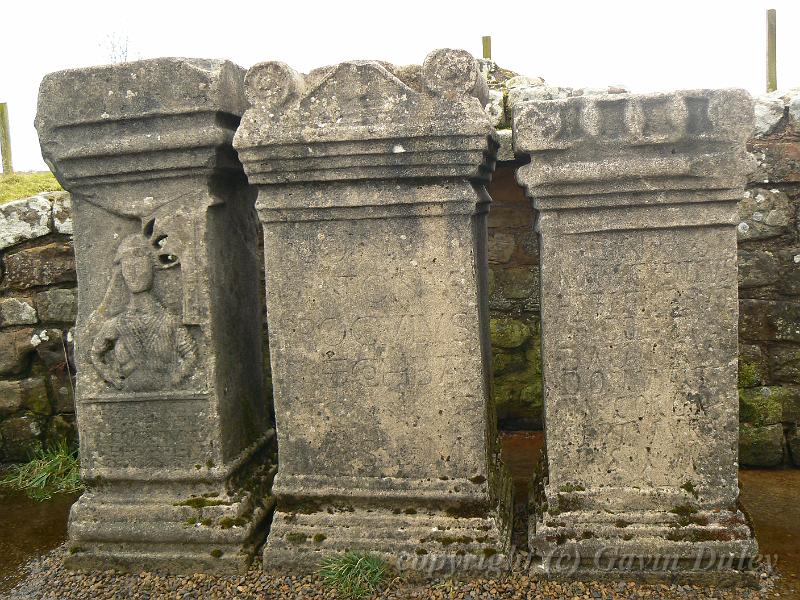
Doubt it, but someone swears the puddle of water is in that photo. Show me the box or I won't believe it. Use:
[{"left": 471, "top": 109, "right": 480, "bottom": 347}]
[
  {"left": 739, "top": 468, "right": 800, "bottom": 597},
  {"left": 0, "top": 486, "right": 77, "bottom": 593}
]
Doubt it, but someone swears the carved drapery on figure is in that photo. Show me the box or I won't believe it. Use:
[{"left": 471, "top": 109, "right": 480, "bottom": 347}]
[{"left": 90, "top": 231, "right": 197, "bottom": 392}]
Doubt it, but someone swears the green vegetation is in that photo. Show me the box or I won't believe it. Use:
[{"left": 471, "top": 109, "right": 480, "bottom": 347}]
[
  {"left": 0, "top": 171, "right": 62, "bottom": 203},
  {"left": 173, "top": 497, "right": 231, "bottom": 508},
  {"left": 0, "top": 441, "right": 82, "bottom": 500},
  {"left": 738, "top": 359, "right": 763, "bottom": 388},
  {"left": 319, "top": 551, "right": 390, "bottom": 599},
  {"left": 739, "top": 386, "right": 786, "bottom": 426}
]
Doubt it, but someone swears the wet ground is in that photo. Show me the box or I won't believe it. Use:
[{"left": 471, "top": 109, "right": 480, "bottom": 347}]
[
  {"left": 739, "top": 468, "right": 800, "bottom": 598},
  {"left": 0, "top": 485, "right": 77, "bottom": 593},
  {"left": 0, "top": 441, "right": 797, "bottom": 597}
]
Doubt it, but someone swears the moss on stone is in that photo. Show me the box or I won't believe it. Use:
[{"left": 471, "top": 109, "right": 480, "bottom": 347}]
[
  {"left": 670, "top": 504, "right": 698, "bottom": 518},
  {"left": 313, "top": 533, "right": 327, "bottom": 543},
  {"left": 173, "top": 497, "right": 231, "bottom": 509},
  {"left": 738, "top": 360, "right": 762, "bottom": 388},
  {"left": 739, "top": 386, "right": 786, "bottom": 426},
  {"left": 558, "top": 483, "right": 585, "bottom": 493},
  {"left": 285, "top": 532, "right": 308, "bottom": 544},
  {"left": 218, "top": 516, "right": 247, "bottom": 529},
  {"left": 210, "top": 549, "right": 223, "bottom": 558},
  {"left": 492, "top": 349, "right": 526, "bottom": 375},
  {"left": 680, "top": 481, "right": 700, "bottom": 499},
  {"left": 490, "top": 317, "right": 531, "bottom": 349}
]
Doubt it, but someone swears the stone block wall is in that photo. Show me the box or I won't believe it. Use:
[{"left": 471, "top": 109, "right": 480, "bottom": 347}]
[
  {"left": 0, "top": 191, "right": 77, "bottom": 463},
  {"left": 486, "top": 167, "right": 542, "bottom": 430},
  {"left": 737, "top": 90, "right": 800, "bottom": 467}
]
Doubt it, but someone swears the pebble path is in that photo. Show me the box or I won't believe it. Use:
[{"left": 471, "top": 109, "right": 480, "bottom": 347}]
[{"left": 3, "top": 545, "right": 777, "bottom": 599}]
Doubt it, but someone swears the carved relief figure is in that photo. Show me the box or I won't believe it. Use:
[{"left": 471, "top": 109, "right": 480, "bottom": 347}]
[{"left": 91, "top": 233, "right": 197, "bottom": 391}]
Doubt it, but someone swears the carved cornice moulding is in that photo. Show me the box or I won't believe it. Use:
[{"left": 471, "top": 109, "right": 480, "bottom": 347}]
[
  {"left": 513, "top": 89, "right": 755, "bottom": 203},
  {"left": 35, "top": 58, "right": 246, "bottom": 191},
  {"left": 234, "top": 49, "right": 497, "bottom": 186}
]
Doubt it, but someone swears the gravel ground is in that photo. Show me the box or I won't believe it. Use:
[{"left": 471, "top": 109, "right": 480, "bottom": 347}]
[{"left": 2, "top": 545, "right": 779, "bottom": 600}]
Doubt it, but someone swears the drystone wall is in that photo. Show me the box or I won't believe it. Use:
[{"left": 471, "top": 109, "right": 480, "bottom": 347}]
[
  {"left": 737, "top": 89, "right": 800, "bottom": 467},
  {"left": 0, "top": 191, "right": 77, "bottom": 463}
]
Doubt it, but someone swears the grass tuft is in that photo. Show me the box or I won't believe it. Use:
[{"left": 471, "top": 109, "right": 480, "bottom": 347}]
[
  {"left": 0, "top": 441, "right": 83, "bottom": 500},
  {"left": 319, "top": 551, "right": 390, "bottom": 599},
  {"left": 0, "top": 171, "right": 62, "bottom": 204}
]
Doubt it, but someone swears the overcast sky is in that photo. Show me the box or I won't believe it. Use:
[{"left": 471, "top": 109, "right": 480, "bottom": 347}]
[{"left": 3, "top": 0, "right": 800, "bottom": 171}]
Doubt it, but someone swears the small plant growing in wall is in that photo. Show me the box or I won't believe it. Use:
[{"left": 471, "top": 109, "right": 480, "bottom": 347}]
[
  {"left": 0, "top": 440, "right": 83, "bottom": 500},
  {"left": 319, "top": 551, "right": 390, "bottom": 599}
]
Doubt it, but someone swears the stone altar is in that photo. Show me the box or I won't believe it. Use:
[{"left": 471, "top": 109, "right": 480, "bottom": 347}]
[
  {"left": 513, "top": 91, "right": 759, "bottom": 581},
  {"left": 234, "top": 49, "right": 511, "bottom": 570},
  {"left": 35, "top": 58, "right": 276, "bottom": 573}
]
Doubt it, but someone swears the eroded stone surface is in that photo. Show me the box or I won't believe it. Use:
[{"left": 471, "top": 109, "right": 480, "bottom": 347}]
[
  {"left": 514, "top": 90, "right": 758, "bottom": 581},
  {"left": 235, "top": 48, "right": 510, "bottom": 572},
  {"left": 36, "top": 58, "right": 275, "bottom": 574}
]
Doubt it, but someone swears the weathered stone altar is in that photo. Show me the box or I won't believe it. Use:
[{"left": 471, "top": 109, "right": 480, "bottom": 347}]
[
  {"left": 233, "top": 49, "right": 511, "bottom": 569},
  {"left": 513, "top": 91, "right": 759, "bottom": 580},
  {"left": 35, "top": 59, "right": 276, "bottom": 573}
]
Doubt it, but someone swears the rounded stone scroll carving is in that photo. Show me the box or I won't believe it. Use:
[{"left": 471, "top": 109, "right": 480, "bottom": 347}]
[
  {"left": 90, "top": 232, "right": 198, "bottom": 392},
  {"left": 422, "top": 48, "right": 486, "bottom": 103},
  {"left": 244, "top": 61, "right": 305, "bottom": 110}
]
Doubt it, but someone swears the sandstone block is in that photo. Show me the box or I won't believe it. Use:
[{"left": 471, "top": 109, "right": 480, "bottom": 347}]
[
  {"left": 0, "top": 195, "right": 53, "bottom": 251},
  {"left": 739, "top": 386, "right": 786, "bottom": 426},
  {"left": 3, "top": 243, "right": 76, "bottom": 290},
  {"left": 35, "top": 288, "right": 77, "bottom": 323},
  {"left": 0, "top": 415, "right": 43, "bottom": 462},
  {"left": 0, "top": 298, "right": 37, "bottom": 326},
  {"left": 739, "top": 423, "right": 785, "bottom": 467},
  {"left": 0, "top": 328, "right": 35, "bottom": 375}
]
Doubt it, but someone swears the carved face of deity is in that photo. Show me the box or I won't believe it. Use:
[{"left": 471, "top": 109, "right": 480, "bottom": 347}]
[
  {"left": 120, "top": 251, "right": 154, "bottom": 293},
  {"left": 115, "top": 234, "right": 155, "bottom": 294}
]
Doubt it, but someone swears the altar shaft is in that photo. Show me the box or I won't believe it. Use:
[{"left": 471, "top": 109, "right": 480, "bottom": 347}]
[
  {"left": 513, "top": 90, "right": 758, "bottom": 582},
  {"left": 234, "top": 49, "right": 511, "bottom": 570},
  {"left": 35, "top": 58, "right": 275, "bottom": 573}
]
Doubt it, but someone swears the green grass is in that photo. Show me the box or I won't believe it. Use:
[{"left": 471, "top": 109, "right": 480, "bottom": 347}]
[
  {"left": 319, "top": 551, "right": 390, "bottom": 599},
  {"left": 0, "top": 441, "right": 83, "bottom": 500},
  {"left": 0, "top": 171, "right": 62, "bottom": 204}
]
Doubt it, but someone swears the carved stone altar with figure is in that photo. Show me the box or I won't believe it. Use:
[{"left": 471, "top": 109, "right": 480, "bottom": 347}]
[
  {"left": 513, "top": 90, "right": 759, "bottom": 582},
  {"left": 234, "top": 49, "right": 511, "bottom": 570},
  {"left": 35, "top": 58, "right": 276, "bottom": 573}
]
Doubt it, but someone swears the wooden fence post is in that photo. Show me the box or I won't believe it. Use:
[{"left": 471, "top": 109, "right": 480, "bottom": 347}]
[
  {"left": 767, "top": 9, "right": 777, "bottom": 93},
  {"left": 482, "top": 36, "right": 492, "bottom": 60},
  {"left": 0, "top": 103, "right": 12, "bottom": 174}
]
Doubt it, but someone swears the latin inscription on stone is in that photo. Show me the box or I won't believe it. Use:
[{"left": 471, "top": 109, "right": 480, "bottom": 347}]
[
  {"left": 82, "top": 399, "right": 211, "bottom": 470},
  {"left": 543, "top": 226, "right": 738, "bottom": 489},
  {"left": 266, "top": 216, "right": 485, "bottom": 479}
]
